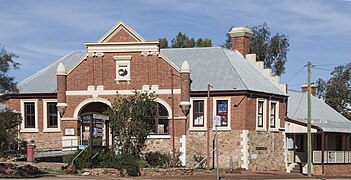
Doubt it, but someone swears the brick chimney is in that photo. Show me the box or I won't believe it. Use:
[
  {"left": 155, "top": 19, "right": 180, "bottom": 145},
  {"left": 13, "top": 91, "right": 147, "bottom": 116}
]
[
  {"left": 301, "top": 84, "right": 317, "bottom": 96},
  {"left": 229, "top": 26, "right": 253, "bottom": 58}
]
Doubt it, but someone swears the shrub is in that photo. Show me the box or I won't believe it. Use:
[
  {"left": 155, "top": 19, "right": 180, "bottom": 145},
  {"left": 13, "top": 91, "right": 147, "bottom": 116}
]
[
  {"left": 116, "top": 153, "right": 140, "bottom": 176},
  {"left": 193, "top": 153, "right": 206, "bottom": 169},
  {"left": 144, "top": 151, "right": 171, "bottom": 168},
  {"left": 63, "top": 149, "right": 118, "bottom": 170}
]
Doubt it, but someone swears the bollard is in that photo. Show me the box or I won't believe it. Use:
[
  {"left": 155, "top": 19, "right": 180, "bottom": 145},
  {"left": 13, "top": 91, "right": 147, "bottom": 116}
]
[{"left": 26, "top": 140, "right": 35, "bottom": 162}]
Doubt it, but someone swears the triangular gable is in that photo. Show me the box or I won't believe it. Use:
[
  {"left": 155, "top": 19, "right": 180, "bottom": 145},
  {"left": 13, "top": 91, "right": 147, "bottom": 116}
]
[{"left": 98, "top": 21, "right": 145, "bottom": 43}]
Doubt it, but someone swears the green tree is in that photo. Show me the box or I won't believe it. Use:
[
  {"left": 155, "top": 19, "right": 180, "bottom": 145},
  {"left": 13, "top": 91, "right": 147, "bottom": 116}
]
[
  {"left": 0, "top": 109, "right": 21, "bottom": 157},
  {"left": 221, "top": 23, "right": 289, "bottom": 76},
  {"left": 159, "top": 38, "right": 169, "bottom": 49},
  {"left": 0, "top": 45, "right": 21, "bottom": 158},
  {"left": 0, "top": 45, "right": 20, "bottom": 93},
  {"left": 159, "top": 32, "right": 212, "bottom": 49},
  {"left": 316, "top": 63, "right": 351, "bottom": 120},
  {"left": 108, "top": 91, "right": 157, "bottom": 155}
]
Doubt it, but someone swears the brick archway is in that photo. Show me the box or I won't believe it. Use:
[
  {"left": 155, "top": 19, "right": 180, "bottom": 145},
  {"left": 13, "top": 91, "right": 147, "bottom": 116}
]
[{"left": 73, "top": 97, "right": 112, "bottom": 118}]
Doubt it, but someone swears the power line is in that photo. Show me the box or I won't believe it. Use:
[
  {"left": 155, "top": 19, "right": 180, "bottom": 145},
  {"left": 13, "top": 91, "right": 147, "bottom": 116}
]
[{"left": 312, "top": 67, "right": 333, "bottom": 72}]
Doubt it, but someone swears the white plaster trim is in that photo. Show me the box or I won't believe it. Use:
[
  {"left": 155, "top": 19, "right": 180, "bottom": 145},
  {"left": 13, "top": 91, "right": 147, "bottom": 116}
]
[
  {"left": 180, "top": 135, "right": 186, "bottom": 166},
  {"left": 174, "top": 116, "right": 186, "bottom": 120},
  {"left": 98, "top": 21, "right": 146, "bottom": 43},
  {"left": 43, "top": 99, "right": 61, "bottom": 133},
  {"left": 20, "top": 99, "right": 39, "bottom": 133},
  {"left": 66, "top": 87, "right": 181, "bottom": 97},
  {"left": 268, "top": 100, "right": 279, "bottom": 131},
  {"left": 256, "top": 98, "right": 267, "bottom": 131},
  {"left": 73, "top": 97, "right": 112, "bottom": 119},
  {"left": 61, "top": 117, "right": 80, "bottom": 121},
  {"left": 158, "top": 53, "right": 181, "bottom": 73},
  {"left": 189, "top": 97, "right": 207, "bottom": 130},
  {"left": 240, "top": 130, "right": 249, "bottom": 170},
  {"left": 188, "top": 127, "right": 207, "bottom": 131},
  {"left": 212, "top": 97, "right": 231, "bottom": 130},
  {"left": 85, "top": 42, "right": 159, "bottom": 53},
  {"left": 114, "top": 56, "right": 131, "bottom": 82},
  {"left": 156, "top": 98, "right": 172, "bottom": 118},
  {"left": 147, "top": 135, "right": 171, "bottom": 139}
]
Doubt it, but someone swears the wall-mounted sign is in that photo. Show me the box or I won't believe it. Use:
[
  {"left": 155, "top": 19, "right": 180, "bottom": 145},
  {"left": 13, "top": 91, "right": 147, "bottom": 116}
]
[
  {"left": 65, "top": 128, "right": 75, "bottom": 136},
  {"left": 256, "top": 147, "right": 267, "bottom": 150},
  {"left": 93, "top": 114, "right": 109, "bottom": 121}
]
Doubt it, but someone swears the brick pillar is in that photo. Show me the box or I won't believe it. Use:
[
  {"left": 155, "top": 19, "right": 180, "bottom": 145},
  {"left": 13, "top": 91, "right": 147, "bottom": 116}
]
[
  {"left": 56, "top": 62, "right": 67, "bottom": 117},
  {"left": 179, "top": 60, "right": 191, "bottom": 116},
  {"left": 229, "top": 26, "right": 253, "bottom": 58}
]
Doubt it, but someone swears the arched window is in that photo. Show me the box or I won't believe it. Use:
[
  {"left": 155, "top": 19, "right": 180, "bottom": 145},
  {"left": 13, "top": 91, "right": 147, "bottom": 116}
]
[{"left": 151, "top": 103, "right": 169, "bottom": 134}]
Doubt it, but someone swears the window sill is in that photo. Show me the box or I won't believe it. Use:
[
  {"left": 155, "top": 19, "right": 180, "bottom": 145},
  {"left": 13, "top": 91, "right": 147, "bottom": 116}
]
[
  {"left": 269, "top": 128, "right": 279, "bottom": 132},
  {"left": 189, "top": 127, "right": 207, "bottom": 131},
  {"left": 212, "top": 127, "right": 231, "bottom": 131},
  {"left": 20, "top": 128, "right": 39, "bottom": 133},
  {"left": 147, "top": 135, "right": 171, "bottom": 139},
  {"left": 43, "top": 128, "right": 61, "bottom": 133},
  {"left": 256, "top": 127, "right": 267, "bottom": 131}
]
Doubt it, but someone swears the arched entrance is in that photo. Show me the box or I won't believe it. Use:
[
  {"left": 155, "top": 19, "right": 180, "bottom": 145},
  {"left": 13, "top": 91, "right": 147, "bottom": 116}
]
[{"left": 79, "top": 102, "right": 110, "bottom": 147}]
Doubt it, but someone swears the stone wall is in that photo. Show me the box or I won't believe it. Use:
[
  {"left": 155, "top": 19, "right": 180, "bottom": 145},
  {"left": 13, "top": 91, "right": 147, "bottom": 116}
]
[
  {"left": 186, "top": 130, "right": 242, "bottom": 169},
  {"left": 247, "top": 131, "right": 285, "bottom": 171}
]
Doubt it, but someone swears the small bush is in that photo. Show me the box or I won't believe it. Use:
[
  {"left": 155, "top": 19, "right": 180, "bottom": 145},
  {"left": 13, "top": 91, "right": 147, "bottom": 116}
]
[
  {"left": 63, "top": 149, "right": 118, "bottom": 170},
  {"left": 144, "top": 151, "right": 171, "bottom": 168},
  {"left": 116, "top": 153, "right": 140, "bottom": 176},
  {"left": 193, "top": 154, "right": 206, "bottom": 169}
]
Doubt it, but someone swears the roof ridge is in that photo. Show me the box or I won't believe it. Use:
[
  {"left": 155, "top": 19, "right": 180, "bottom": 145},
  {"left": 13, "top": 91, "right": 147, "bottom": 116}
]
[
  {"left": 19, "top": 51, "right": 82, "bottom": 86},
  {"left": 220, "top": 48, "right": 248, "bottom": 90},
  {"left": 161, "top": 46, "right": 222, "bottom": 51}
]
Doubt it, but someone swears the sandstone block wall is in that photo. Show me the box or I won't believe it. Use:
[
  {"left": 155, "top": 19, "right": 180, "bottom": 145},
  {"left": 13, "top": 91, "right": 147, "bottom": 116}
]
[{"left": 248, "top": 131, "right": 285, "bottom": 171}]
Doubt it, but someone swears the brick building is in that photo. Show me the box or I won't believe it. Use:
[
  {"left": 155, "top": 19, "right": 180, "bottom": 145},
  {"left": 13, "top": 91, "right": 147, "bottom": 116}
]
[{"left": 3, "top": 21, "right": 289, "bottom": 171}]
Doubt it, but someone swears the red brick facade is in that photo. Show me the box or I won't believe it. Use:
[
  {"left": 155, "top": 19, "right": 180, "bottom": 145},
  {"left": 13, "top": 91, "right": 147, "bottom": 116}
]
[{"left": 4, "top": 22, "right": 290, "bottom": 171}]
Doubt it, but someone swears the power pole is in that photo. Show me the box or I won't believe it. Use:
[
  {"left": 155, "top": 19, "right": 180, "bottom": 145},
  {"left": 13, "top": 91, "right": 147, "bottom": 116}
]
[
  {"left": 207, "top": 84, "right": 211, "bottom": 170},
  {"left": 307, "top": 61, "right": 312, "bottom": 177}
]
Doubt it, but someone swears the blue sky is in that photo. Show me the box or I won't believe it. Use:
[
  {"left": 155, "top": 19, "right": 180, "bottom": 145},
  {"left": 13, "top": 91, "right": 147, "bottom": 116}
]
[{"left": 1, "top": 0, "right": 350, "bottom": 90}]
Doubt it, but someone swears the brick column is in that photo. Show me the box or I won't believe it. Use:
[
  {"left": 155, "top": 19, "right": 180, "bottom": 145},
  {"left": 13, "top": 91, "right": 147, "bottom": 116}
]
[
  {"left": 179, "top": 60, "right": 191, "bottom": 116},
  {"left": 56, "top": 62, "right": 67, "bottom": 117}
]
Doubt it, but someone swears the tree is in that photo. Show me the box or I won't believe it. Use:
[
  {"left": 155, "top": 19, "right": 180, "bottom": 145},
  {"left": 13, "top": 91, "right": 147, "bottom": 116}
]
[
  {"left": 221, "top": 23, "right": 289, "bottom": 76},
  {"left": 0, "top": 109, "right": 21, "bottom": 157},
  {"left": 109, "top": 92, "right": 157, "bottom": 155},
  {"left": 316, "top": 63, "right": 351, "bottom": 120},
  {"left": 159, "top": 32, "right": 212, "bottom": 49},
  {"left": 0, "top": 45, "right": 21, "bottom": 158},
  {"left": 0, "top": 45, "right": 20, "bottom": 93}
]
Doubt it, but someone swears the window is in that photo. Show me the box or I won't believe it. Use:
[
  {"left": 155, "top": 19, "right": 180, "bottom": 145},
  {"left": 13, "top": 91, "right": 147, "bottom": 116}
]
[
  {"left": 190, "top": 98, "right": 207, "bottom": 131},
  {"left": 151, "top": 103, "right": 169, "bottom": 134},
  {"left": 24, "top": 102, "right": 35, "bottom": 128},
  {"left": 114, "top": 55, "right": 131, "bottom": 82},
  {"left": 256, "top": 99, "right": 266, "bottom": 130},
  {"left": 257, "top": 101, "right": 264, "bottom": 128},
  {"left": 193, "top": 100, "right": 204, "bottom": 127},
  {"left": 216, "top": 100, "right": 228, "bottom": 127},
  {"left": 269, "top": 101, "right": 279, "bottom": 130},
  {"left": 47, "top": 102, "right": 58, "bottom": 128},
  {"left": 270, "top": 102, "right": 276, "bottom": 128}
]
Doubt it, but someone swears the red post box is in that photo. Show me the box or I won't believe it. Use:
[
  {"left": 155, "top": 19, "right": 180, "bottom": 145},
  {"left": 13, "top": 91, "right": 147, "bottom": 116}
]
[{"left": 26, "top": 140, "right": 35, "bottom": 162}]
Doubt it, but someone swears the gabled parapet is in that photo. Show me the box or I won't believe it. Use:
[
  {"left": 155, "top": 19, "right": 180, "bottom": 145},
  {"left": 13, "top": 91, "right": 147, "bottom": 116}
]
[{"left": 246, "top": 54, "right": 287, "bottom": 93}]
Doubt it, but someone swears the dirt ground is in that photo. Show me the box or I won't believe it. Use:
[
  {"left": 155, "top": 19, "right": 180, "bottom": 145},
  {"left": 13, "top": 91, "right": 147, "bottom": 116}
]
[{"left": 4, "top": 162, "right": 351, "bottom": 180}]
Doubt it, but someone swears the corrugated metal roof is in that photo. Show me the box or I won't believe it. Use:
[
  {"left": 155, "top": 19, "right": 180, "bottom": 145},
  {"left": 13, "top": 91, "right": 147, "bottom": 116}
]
[
  {"left": 161, "top": 47, "right": 286, "bottom": 95},
  {"left": 18, "top": 47, "right": 285, "bottom": 96},
  {"left": 287, "top": 90, "right": 351, "bottom": 133},
  {"left": 18, "top": 51, "right": 86, "bottom": 93}
]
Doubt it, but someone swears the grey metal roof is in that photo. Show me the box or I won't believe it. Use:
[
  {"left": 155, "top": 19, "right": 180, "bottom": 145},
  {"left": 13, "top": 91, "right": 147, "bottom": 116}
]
[
  {"left": 161, "top": 47, "right": 286, "bottom": 95},
  {"left": 18, "top": 51, "right": 86, "bottom": 93},
  {"left": 18, "top": 47, "right": 285, "bottom": 95},
  {"left": 287, "top": 90, "right": 351, "bottom": 133}
]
